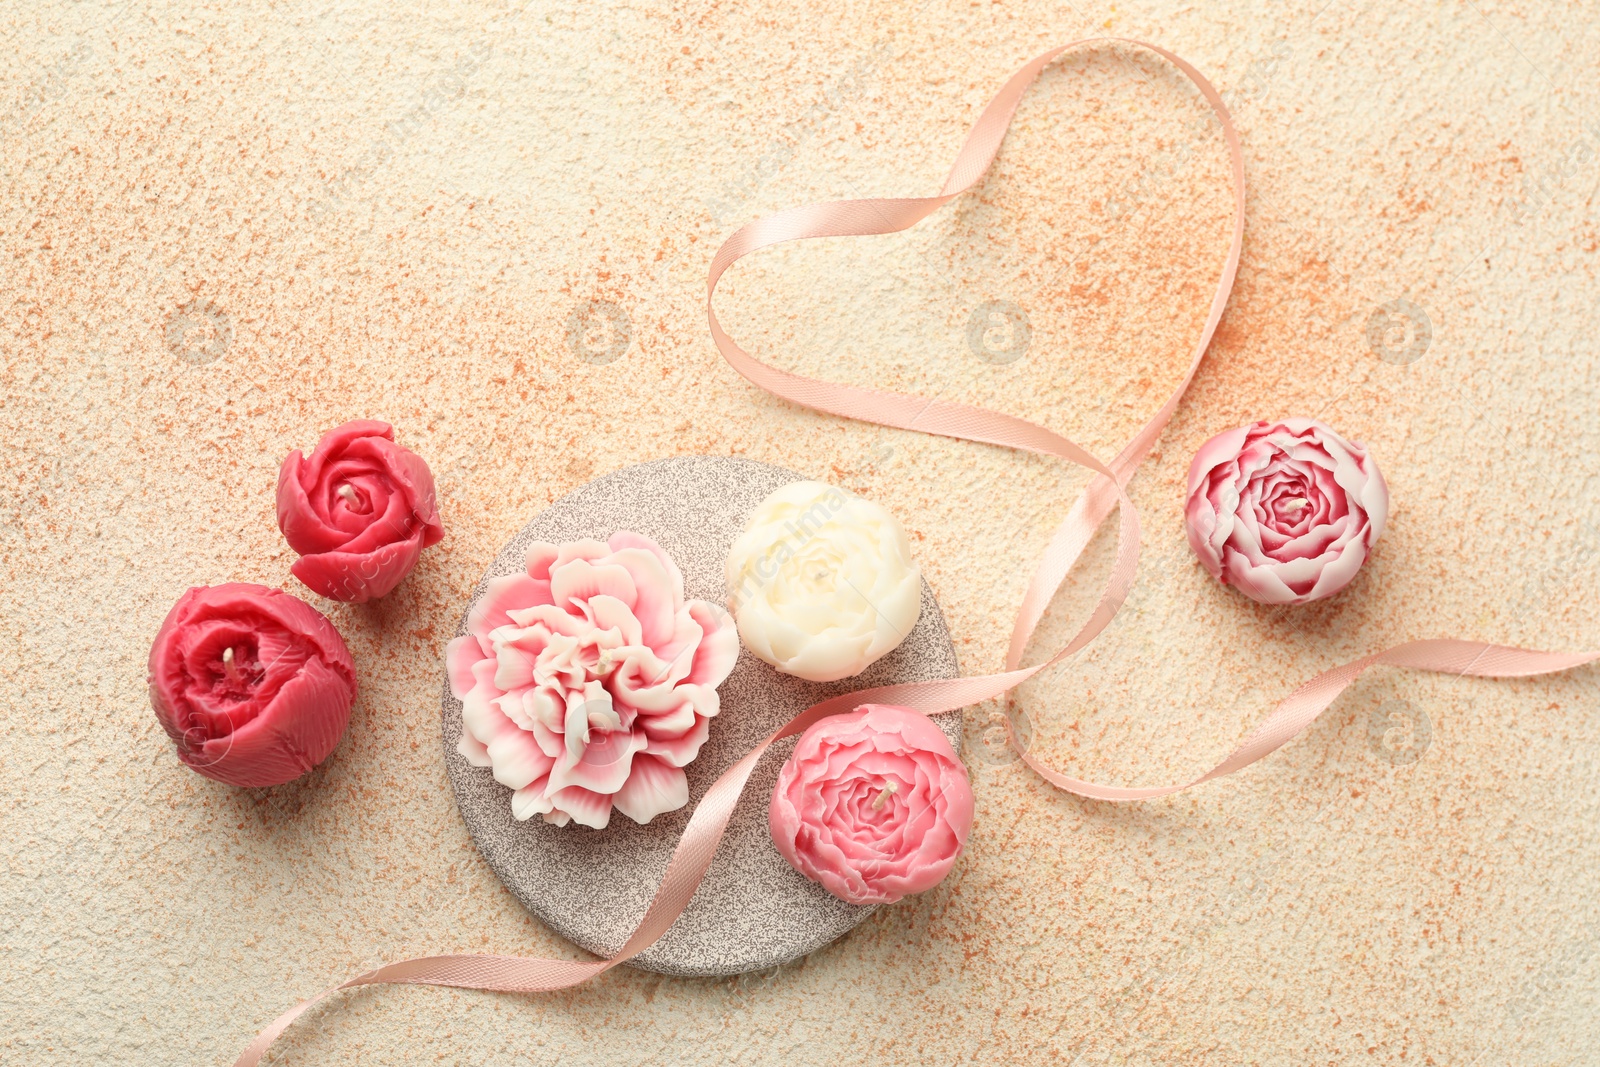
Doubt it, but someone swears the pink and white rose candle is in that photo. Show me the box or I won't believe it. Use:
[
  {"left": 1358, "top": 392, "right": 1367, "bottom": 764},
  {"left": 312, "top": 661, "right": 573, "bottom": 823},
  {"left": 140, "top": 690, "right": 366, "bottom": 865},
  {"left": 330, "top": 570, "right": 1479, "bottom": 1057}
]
[{"left": 1185, "top": 418, "right": 1388, "bottom": 606}]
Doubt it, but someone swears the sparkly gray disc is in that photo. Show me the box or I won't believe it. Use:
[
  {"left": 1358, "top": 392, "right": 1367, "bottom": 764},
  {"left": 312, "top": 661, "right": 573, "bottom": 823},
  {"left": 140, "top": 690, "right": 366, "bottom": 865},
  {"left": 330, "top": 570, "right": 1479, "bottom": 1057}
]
[{"left": 441, "top": 456, "right": 962, "bottom": 976}]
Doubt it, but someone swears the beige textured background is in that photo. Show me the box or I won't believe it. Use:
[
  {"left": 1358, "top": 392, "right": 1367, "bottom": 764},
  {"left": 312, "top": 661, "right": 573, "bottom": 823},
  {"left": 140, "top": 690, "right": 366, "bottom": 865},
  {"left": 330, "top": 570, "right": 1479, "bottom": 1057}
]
[{"left": 4, "top": 1, "right": 1599, "bottom": 1063}]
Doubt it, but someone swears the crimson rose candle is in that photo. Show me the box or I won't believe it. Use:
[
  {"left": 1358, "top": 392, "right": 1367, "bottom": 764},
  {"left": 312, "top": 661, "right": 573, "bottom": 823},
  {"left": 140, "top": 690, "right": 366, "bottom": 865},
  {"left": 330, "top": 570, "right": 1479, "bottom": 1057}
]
[
  {"left": 276, "top": 419, "right": 444, "bottom": 603},
  {"left": 148, "top": 583, "right": 358, "bottom": 787}
]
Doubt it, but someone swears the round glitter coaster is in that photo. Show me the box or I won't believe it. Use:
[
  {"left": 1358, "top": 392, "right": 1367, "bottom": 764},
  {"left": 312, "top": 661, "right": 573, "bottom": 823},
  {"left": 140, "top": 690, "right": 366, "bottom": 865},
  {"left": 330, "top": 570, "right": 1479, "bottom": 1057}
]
[{"left": 442, "top": 456, "right": 962, "bottom": 977}]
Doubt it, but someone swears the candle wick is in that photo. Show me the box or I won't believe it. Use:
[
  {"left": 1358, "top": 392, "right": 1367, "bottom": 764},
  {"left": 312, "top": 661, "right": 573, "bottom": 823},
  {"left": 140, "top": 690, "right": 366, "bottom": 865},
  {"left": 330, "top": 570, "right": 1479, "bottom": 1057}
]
[
  {"left": 871, "top": 781, "right": 899, "bottom": 811},
  {"left": 222, "top": 646, "right": 242, "bottom": 683},
  {"left": 336, "top": 483, "right": 359, "bottom": 506}
]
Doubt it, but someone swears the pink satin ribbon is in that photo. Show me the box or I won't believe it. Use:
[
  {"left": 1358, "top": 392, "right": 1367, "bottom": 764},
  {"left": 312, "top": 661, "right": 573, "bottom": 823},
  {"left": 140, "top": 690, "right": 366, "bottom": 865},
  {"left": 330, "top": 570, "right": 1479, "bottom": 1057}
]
[{"left": 232, "top": 39, "right": 1597, "bottom": 1064}]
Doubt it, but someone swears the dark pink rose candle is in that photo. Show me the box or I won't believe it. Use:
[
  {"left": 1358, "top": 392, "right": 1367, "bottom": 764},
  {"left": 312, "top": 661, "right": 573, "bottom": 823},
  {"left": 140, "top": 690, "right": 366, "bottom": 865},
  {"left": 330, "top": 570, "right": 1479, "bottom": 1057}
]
[
  {"left": 276, "top": 420, "right": 444, "bottom": 603},
  {"left": 148, "top": 583, "right": 358, "bottom": 787}
]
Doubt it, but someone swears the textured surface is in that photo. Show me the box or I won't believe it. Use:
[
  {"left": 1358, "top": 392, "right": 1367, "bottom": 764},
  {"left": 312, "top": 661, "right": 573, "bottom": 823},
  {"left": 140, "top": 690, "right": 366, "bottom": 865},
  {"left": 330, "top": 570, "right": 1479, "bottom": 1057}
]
[
  {"left": 4, "top": 2, "right": 1600, "bottom": 1065},
  {"left": 444, "top": 456, "right": 961, "bottom": 975}
]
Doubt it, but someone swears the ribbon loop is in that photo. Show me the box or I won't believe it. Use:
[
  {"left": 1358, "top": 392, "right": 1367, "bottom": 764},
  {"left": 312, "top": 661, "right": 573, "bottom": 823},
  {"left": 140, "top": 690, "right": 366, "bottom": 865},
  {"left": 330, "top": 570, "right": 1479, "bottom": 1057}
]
[{"left": 707, "top": 35, "right": 1243, "bottom": 768}]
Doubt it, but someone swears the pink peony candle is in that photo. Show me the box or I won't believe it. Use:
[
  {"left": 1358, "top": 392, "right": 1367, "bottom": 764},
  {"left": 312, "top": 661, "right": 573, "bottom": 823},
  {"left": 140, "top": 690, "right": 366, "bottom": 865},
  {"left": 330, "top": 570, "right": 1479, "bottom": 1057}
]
[
  {"left": 769, "top": 704, "right": 973, "bottom": 905},
  {"left": 447, "top": 532, "right": 740, "bottom": 829},
  {"left": 1185, "top": 418, "right": 1389, "bottom": 605},
  {"left": 147, "top": 583, "right": 358, "bottom": 787},
  {"left": 276, "top": 419, "right": 444, "bottom": 603}
]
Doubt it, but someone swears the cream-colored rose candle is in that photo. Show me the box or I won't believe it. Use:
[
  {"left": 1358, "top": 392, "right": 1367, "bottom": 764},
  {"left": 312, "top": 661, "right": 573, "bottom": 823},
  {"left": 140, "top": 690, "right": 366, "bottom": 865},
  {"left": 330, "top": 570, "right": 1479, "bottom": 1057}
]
[{"left": 724, "top": 481, "right": 921, "bottom": 682}]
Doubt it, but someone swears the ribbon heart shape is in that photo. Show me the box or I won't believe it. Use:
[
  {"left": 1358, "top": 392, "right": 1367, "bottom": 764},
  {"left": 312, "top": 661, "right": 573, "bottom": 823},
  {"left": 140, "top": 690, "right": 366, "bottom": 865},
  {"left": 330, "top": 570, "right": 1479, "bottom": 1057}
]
[{"left": 232, "top": 39, "right": 1597, "bottom": 1064}]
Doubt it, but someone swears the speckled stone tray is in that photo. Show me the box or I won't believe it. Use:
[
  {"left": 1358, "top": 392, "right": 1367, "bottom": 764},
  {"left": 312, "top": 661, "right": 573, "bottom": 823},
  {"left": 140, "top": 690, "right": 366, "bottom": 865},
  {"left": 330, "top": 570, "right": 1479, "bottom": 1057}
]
[{"left": 441, "top": 456, "right": 963, "bottom": 977}]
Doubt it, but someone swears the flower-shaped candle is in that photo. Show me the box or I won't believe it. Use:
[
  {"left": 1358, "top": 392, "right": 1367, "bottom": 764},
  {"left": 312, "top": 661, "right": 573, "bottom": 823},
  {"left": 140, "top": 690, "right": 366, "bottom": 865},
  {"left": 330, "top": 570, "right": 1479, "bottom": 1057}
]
[
  {"left": 447, "top": 533, "right": 739, "bottom": 829},
  {"left": 725, "top": 481, "right": 921, "bottom": 683},
  {"left": 277, "top": 419, "right": 445, "bottom": 603},
  {"left": 1185, "top": 418, "right": 1389, "bottom": 605},
  {"left": 148, "top": 583, "right": 359, "bottom": 787},
  {"left": 769, "top": 704, "right": 973, "bottom": 906}
]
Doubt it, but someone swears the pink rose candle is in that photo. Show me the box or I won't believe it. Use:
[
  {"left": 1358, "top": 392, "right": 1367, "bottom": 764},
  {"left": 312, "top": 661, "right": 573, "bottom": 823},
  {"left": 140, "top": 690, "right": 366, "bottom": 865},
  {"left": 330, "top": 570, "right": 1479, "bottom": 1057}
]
[
  {"left": 447, "top": 533, "right": 740, "bottom": 829},
  {"left": 1185, "top": 418, "right": 1389, "bottom": 605},
  {"left": 276, "top": 419, "right": 445, "bottom": 603},
  {"left": 769, "top": 704, "right": 973, "bottom": 906},
  {"left": 148, "top": 583, "right": 359, "bottom": 787}
]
